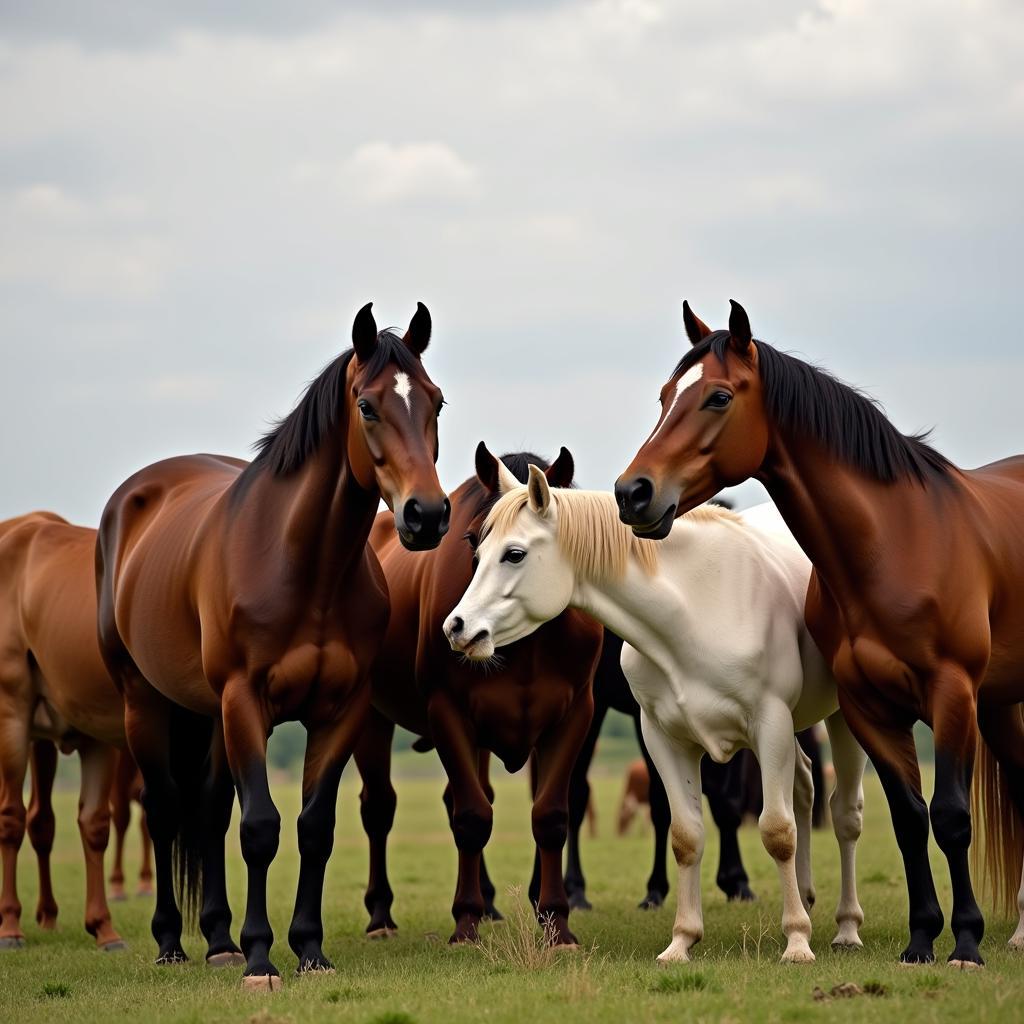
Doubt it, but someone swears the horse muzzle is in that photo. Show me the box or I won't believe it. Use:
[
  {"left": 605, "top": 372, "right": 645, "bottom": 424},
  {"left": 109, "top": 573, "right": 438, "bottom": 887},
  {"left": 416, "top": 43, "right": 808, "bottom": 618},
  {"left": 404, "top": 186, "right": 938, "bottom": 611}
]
[
  {"left": 614, "top": 475, "right": 676, "bottom": 540},
  {"left": 394, "top": 495, "right": 451, "bottom": 551}
]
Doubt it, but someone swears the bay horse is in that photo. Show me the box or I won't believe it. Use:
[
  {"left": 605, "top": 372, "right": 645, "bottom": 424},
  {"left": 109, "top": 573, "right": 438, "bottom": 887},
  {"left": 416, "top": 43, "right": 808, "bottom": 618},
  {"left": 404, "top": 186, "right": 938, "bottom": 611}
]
[
  {"left": 615, "top": 299, "right": 1024, "bottom": 966},
  {"left": 0, "top": 512, "right": 127, "bottom": 951},
  {"left": 559, "top": 630, "right": 756, "bottom": 912},
  {"left": 354, "top": 444, "right": 601, "bottom": 947},
  {"left": 96, "top": 303, "right": 449, "bottom": 989},
  {"left": 445, "top": 476, "right": 867, "bottom": 963}
]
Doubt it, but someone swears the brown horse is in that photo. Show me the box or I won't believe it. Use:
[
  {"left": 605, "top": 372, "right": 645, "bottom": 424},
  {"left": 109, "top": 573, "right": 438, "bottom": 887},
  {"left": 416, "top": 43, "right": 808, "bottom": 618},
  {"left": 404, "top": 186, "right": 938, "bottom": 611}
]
[
  {"left": 0, "top": 512, "right": 126, "bottom": 950},
  {"left": 354, "top": 445, "right": 601, "bottom": 946},
  {"left": 109, "top": 749, "right": 153, "bottom": 900},
  {"left": 96, "top": 303, "right": 449, "bottom": 989},
  {"left": 615, "top": 299, "right": 1024, "bottom": 966}
]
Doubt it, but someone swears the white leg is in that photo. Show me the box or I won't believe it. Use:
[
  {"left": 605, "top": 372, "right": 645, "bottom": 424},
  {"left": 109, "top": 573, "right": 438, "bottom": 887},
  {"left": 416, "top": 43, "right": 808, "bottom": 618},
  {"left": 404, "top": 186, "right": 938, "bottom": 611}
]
[
  {"left": 793, "top": 738, "right": 815, "bottom": 912},
  {"left": 754, "top": 700, "right": 813, "bottom": 963},
  {"left": 640, "top": 712, "right": 705, "bottom": 964},
  {"left": 1009, "top": 857, "right": 1024, "bottom": 949},
  {"left": 824, "top": 710, "right": 866, "bottom": 948}
]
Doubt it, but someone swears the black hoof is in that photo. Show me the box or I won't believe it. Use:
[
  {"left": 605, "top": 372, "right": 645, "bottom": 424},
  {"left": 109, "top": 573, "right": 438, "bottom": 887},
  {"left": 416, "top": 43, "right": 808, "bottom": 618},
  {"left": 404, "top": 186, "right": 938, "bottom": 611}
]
[
  {"left": 568, "top": 892, "right": 593, "bottom": 911},
  {"left": 727, "top": 884, "right": 756, "bottom": 903},
  {"left": 297, "top": 954, "right": 335, "bottom": 974},
  {"left": 900, "top": 945, "right": 935, "bottom": 964},
  {"left": 155, "top": 948, "right": 188, "bottom": 965},
  {"left": 482, "top": 907, "right": 504, "bottom": 922},
  {"left": 638, "top": 891, "right": 665, "bottom": 910}
]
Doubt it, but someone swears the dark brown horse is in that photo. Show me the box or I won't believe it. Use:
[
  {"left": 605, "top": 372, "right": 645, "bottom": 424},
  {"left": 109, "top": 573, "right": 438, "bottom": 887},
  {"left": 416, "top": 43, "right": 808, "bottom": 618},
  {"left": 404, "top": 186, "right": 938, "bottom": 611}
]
[
  {"left": 354, "top": 445, "right": 601, "bottom": 946},
  {"left": 0, "top": 512, "right": 127, "bottom": 951},
  {"left": 96, "top": 304, "right": 449, "bottom": 989},
  {"left": 615, "top": 299, "right": 1024, "bottom": 966}
]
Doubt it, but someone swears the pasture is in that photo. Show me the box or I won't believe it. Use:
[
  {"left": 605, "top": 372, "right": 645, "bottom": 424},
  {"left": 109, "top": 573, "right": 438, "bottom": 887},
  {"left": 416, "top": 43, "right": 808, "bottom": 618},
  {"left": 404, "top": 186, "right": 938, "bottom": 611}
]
[{"left": 1, "top": 744, "right": 1021, "bottom": 1024}]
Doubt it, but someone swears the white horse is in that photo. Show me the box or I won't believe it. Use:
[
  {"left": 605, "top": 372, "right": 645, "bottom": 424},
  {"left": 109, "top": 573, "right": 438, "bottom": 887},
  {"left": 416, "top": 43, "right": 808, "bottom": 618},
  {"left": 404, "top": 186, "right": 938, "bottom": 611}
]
[{"left": 444, "top": 460, "right": 866, "bottom": 964}]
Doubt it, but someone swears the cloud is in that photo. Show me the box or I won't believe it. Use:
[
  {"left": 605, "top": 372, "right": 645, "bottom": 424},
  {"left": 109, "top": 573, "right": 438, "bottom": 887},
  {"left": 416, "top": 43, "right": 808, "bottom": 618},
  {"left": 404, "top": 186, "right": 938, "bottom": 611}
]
[{"left": 0, "top": 0, "right": 1021, "bottom": 525}]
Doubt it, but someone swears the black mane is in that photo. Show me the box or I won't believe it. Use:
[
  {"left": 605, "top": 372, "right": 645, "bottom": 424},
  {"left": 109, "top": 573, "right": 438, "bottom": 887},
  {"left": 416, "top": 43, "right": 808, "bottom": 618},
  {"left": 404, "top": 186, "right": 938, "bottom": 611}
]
[
  {"left": 251, "top": 329, "right": 421, "bottom": 477},
  {"left": 675, "top": 331, "right": 953, "bottom": 485},
  {"left": 463, "top": 451, "right": 554, "bottom": 521}
]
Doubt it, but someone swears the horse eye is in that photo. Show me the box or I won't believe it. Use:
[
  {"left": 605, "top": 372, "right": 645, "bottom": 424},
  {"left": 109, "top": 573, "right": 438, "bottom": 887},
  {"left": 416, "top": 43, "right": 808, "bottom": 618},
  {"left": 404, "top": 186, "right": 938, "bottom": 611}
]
[
  {"left": 463, "top": 531, "right": 478, "bottom": 551},
  {"left": 502, "top": 548, "right": 526, "bottom": 565},
  {"left": 704, "top": 391, "right": 732, "bottom": 410},
  {"left": 357, "top": 399, "right": 378, "bottom": 421}
]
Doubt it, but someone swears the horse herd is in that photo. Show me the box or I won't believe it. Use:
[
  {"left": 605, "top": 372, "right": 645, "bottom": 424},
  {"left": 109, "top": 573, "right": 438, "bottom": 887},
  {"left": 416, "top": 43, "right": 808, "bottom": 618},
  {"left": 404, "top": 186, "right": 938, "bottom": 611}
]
[{"left": 1, "top": 299, "right": 1022, "bottom": 991}]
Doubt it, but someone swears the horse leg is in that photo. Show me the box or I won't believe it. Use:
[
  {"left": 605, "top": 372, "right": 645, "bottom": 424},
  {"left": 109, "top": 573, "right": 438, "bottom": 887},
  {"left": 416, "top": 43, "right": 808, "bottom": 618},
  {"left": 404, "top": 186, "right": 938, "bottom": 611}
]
[
  {"left": 137, "top": 805, "right": 154, "bottom": 897},
  {"left": 703, "top": 753, "right": 754, "bottom": 903},
  {"left": 753, "top": 700, "right": 813, "bottom": 963},
  {"left": 840, "top": 691, "right": 942, "bottom": 964},
  {"left": 635, "top": 711, "right": 672, "bottom": 908},
  {"left": 531, "top": 693, "right": 593, "bottom": 946},
  {"left": 639, "top": 712, "right": 705, "bottom": 963},
  {"left": 430, "top": 696, "right": 491, "bottom": 944},
  {"left": 27, "top": 740, "right": 59, "bottom": 928},
  {"left": 793, "top": 738, "right": 816, "bottom": 911},
  {"left": 0, "top": 699, "right": 29, "bottom": 949},
  {"left": 824, "top": 710, "right": 865, "bottom": 948},
  {"left": 109, "top": 751, "right": 131, "bottom": 902},
  {"left": 564, "top": 702, "right": 604, "bottom": 911},
  {"left": 354, "top": 706, "right": 398, "bottom": 937},
  {"left": 976, "top": 702, "right": 1024, "bottom": 949},
  {"left": 929, "top": 664, "right": 984, "bottom": 967},
  {"left": 477, "top": 752, "right": 502, "bottom": 920},
  {"left": 221, "top": 680, "right": 281, "bottom": 987},
  {"left": 289, "top": 689, "right": 369, "bottom": 976},
  {"left": 199, "top": 724, "right": 243, "bottom": 966},
  {"left": 799, "top": 728, "right": 827, "bottom": 828},
  {"left": 76, "top": 739, "right": 123, "bottom": 949}
]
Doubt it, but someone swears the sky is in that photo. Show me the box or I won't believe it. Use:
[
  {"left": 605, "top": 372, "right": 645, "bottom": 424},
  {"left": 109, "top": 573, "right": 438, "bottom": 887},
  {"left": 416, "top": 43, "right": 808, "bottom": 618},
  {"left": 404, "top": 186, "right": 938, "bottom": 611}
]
[{"left": 2, "top": 0, "right": 1022, "bottom": 524}]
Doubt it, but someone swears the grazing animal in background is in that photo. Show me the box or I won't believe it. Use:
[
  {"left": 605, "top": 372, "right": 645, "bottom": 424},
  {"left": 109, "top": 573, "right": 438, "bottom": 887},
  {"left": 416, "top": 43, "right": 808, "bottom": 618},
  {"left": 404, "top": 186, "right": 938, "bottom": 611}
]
[
  {"left": 0, "top": 513, "right": 128, "bottom": 950},
  {"left": 618, "top": 758, "right": 650, "bottom": 835},
  {"left": 446, "top": 475, "right": 866, "bottom": 964},
  {"left": 561, "top": 630, "right": 756, "bottom": 912},
  {"left": 109, "top": 749, "right": 153, "bottom": 900},
  {"left": 96, "top": 303, "right": 449, "bottom": 989},
  {"left": 615, "top": 299, "right": 1024, "bottom": 966},
  {"left": 354, "top": 445, "right": 601, "bottom": 947}
]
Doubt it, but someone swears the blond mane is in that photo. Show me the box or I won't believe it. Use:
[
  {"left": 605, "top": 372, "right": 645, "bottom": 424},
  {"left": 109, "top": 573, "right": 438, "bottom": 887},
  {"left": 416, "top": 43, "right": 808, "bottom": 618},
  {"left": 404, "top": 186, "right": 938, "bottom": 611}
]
[{"left": 481, "top": 488, "right": 740, "bottom": 583}]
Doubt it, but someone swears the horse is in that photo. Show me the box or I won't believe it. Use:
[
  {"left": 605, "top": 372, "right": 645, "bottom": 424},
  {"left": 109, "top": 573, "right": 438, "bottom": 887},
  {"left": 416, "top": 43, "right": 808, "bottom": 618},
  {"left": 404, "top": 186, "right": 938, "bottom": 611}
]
[
  {"left": 562, "top": 630, "right": 756, "bottom": 911},
  {"left": 445, "top": 473, "right": 867, "bottom": 963},
  {"left": 353, "top": 444, "right": 601, "bottom": 947},
  {"left": 109, "top": 749, "right": 153, "bottom": 900},
  {"left": 0, "top": 512, "right": 128, "bottom": 951},
  {"left": 96, "top": 303, "right": 449, "bottom": 989},
  {"left": 614, "top": 300, "right": 1024, "bottom": 966},
  {"left": 617, "top": 759, "right": 651, "bottom": 835}
]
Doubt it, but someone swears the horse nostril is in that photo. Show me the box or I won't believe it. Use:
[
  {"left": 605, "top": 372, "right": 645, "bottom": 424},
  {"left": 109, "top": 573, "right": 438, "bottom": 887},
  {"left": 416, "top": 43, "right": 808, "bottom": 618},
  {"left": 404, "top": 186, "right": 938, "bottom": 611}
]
[
  {"left": 403, "top": 498, "right": 424, "bottom": 534},
  {"left": 439, "top": 498, "right": 451, "bottom": 533},
  {"left": 615, "top": 476, "right": 654, "bottom": 515},
  {"left": 450, "top": 616, "right": 464, "bottom": 636},
  {"left": 469, "top": 629, "right": 490, "bottom": 647}
]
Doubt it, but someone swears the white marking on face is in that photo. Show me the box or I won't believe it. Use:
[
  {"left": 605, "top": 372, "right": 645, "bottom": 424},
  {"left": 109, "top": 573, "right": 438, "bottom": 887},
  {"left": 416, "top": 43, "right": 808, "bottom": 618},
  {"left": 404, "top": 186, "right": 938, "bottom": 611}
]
[
  {"left": 647, "top": 363, "right": 704, "bottom": 442},
  {"left": 393, "top": 371, "right": 413, "bottom": 413}
]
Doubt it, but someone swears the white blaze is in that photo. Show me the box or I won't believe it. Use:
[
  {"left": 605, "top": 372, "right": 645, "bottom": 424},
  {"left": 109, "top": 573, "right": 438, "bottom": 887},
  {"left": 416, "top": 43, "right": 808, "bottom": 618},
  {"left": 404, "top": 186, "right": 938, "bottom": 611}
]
[
  {"left": 647, "top": 364, "right": 704, "bottom": 442},
  {"left": 393, "top": 371, "right": 413, "bottom": 413}
]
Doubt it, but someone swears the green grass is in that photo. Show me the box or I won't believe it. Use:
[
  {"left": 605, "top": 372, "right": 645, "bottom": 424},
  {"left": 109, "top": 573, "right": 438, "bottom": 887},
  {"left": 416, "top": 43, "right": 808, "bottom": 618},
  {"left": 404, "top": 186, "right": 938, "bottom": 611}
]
[{"left": 1, "top": 761, "right": 1022, "bottom": 1023}]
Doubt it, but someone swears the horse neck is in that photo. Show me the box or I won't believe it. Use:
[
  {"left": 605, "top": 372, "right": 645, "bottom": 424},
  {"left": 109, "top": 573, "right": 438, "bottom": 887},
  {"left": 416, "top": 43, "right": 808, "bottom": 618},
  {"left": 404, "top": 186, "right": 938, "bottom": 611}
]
[
  {"left": 758, "top": 427, "right": 912, "bottom": 611},
  {"left": 569, "top": 530, "right": 694, "bottom": 695},
  {"left": 252, "top": 430, "right": 379, "bottom": 585}
]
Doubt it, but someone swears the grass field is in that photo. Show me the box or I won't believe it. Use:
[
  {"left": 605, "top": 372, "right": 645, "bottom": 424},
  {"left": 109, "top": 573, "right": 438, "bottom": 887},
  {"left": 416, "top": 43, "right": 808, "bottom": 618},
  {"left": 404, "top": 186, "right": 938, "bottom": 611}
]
[{"left": 1, "top": 749, "right": 1022, "bottom": 1024}]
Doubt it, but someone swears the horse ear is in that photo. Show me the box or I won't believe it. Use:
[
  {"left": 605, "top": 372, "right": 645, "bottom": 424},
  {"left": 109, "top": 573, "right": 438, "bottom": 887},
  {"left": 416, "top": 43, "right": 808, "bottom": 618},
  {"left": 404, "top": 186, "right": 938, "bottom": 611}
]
[
  {"left": 474, "top": 442, "right": 520, "bottom": 495},
  {"left": 527, "top": 464, "right": 552, "bottom": 516},
  {"left": 403, "top": 301, "right": 431, "bottom": 355},
  {"left": 352, "top": 302, "right": 378, "bottom": 362},
  {"left": 544, "top": 446, "right": 575, "bottom": 489},
  {"left": 683, "top": 301, "right": 713, "bottom": 347},
  {"left": 728, "top": 299, "right": 752, "bottom": 353}
]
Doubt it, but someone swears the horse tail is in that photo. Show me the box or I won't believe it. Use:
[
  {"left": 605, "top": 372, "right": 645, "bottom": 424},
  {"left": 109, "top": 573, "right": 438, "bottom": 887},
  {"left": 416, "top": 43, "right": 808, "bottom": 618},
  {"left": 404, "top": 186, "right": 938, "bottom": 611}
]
[
  {"left": 971, "top": 713, "right": 1024, "bottom": 917},
  {"left": 168, "top": 704, "right": 213, "bottom": 932}
]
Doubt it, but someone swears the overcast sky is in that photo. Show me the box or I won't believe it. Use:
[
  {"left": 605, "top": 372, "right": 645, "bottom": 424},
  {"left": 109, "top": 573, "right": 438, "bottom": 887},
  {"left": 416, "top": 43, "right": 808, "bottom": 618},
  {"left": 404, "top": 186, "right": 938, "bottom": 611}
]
[{"left": 2, "top": 0, "right": 1022, "bottom": 524}]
